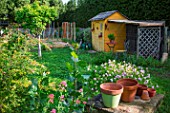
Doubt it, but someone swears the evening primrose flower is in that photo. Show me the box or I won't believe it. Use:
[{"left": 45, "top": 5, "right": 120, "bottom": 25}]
[
  {"left": 60, "top": 95, "right": 65, "bottom": 101},
  {"left": 48, "top": 94, "right": 54, "bottom": 103},
  {"left": 78, "top": 88, "right": 83, "bottom": 93},
  {"left": 50, "top": 109, "right": 56, "bottom": 113},
  {"left": 83, "top": 101, "right": 87, "bottom": 104},
  {"left": 48, "top": 94, "right": 54, "bottom": 99},
  {"left": 75, "top": 99, "right": 81, "bottom": 104},
  {"left": 60, "top": 81, "right": 67, "bottom": 87}
]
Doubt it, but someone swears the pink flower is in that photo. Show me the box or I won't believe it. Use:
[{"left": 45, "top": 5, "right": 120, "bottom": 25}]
[
  {"left": 75, "top": 99, "right": 80, "bottom": 104},
  {"left": 78, "top": 88, "right": 83, "bottom": 93},
  {"left": 60, "top": 81, "right": 67, "bottom": 87},
  {"left": 49, "top": 99, "right": 54, "bottom": 103},
  {"left": 60, "top": 95, "right": 65, "bottom": 101},
  {"left": 83, "top": 101, "right": 87, "bottom": 105},
  {"left": 48, "top": 94, "right": 54, "bottom": 99},
  {"left": 60, "top": 95, "right": 64, "bottom": 99},
  {"left": 50, "top": 109, "right": 56, "bottom": 113}
]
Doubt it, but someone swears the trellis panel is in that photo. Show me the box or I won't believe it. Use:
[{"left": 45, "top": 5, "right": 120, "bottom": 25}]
[{"left": 137, "top": 27, "right": 161, "bottom": 59}]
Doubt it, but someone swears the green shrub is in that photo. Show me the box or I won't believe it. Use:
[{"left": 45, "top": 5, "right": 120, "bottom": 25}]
[{"left": 0, "top": 29, "right": 47, "bottom": 112}]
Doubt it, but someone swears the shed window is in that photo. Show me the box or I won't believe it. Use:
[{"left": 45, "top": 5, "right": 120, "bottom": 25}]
[{"left": 100, "top": 23, "right": 103, "bottom": 31}]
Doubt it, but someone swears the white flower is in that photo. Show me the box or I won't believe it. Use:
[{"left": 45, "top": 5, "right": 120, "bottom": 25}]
[
  {"left": 71, "top": 57, "right": 79, "bottom": 62},
  {"left": 147, "top": 74, "right": 150, "bottom": 78},
  {"left": 43, "top": 72, "right": 46, "bottom": 77},
  {"left": 87, "top": 65, "right": 91, "bottom": 71},
  {"left": 110, "top": 79, "right": 113, "bottom": 82},
  {"left": 138, "top": 78, "right": 142, "bottom": 81},
  {"left": 152, "top": 86, "right": 155, "bottom": 89},
  {"left": 144, "top": 80, "right": 149, "bottom": 85},
  {"left": 140, "top": 70, "right": 145, "bottom": 74}
]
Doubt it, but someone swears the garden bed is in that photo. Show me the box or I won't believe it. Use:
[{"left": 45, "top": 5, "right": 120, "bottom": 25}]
[{"left": 87, "top": 94, "right": 164, "bottom": 113}]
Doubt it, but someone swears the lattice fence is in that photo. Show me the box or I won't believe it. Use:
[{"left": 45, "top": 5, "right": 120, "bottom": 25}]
[{"left": 137, "top": 27, "right": 161, "bottom": 59}]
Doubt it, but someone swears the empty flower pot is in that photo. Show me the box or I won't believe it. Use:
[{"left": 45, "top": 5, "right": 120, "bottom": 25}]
[
  {"left": 147, "top": 88, "right": 156, "bottom": 97},
  {"left": 141, "top": 90, "right": 150, "bottom": 100},
  {"left": 116, "top": 78, "right": 138, "bottom": 102},
  {"left": 100, "top": 83, "right": 123, "bottom": 108},
  {"left": 136, "top": 84, "right": 147, "bottom": 96}
]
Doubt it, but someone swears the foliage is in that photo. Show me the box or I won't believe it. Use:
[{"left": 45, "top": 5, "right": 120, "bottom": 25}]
[
  {"left": 34, "top": 47, "right": 170, "bottom": 112},
  {"left": 58, "top": 0, "right": 170, "bottom": 28},
  {"left": 24, "top": 75, "right": 87, "bottom": 112},
  {"left": 0, "top": 29, "right": 47, "bottom": 112},
  {"left": 15, "top": 1, "right": 58, "bottom": 35},
  {"left": 0, "top": 0, "right": 30, "bottom": 21},
  {"left": 86, "top": 59, "right": 158, "bottom": 95},
  {"left": 108, "top": 34, "right": 115, "bottom": 41}
]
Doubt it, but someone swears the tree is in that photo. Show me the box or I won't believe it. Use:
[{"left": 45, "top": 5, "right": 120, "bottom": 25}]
[
  {"left": 0, "top": 0, "right": 30, "bottom": 21},
  {"left": 15, "top": 1, "right": 58, "bottom": 57},
  {"left": 0, "top": 0, "right": 8, "bottom": 19}
]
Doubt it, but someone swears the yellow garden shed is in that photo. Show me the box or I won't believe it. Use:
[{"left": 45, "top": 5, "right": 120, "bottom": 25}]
[{"left": 89, "top": 10, "right": 128, "bottom": 52}]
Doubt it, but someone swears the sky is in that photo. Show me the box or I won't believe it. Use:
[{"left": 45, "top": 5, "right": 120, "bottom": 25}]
[{"left": 62, "top": 0, "right": 69, "bottom": 4}]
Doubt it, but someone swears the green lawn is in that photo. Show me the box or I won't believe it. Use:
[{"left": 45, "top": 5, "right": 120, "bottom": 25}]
[{"left": 34, "top": 47, "right": 170, "bottom": 112}]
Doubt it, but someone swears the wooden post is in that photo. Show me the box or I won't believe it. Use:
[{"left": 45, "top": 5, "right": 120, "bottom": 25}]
[
  {"left": 73, "top": 22, "right": 76, "bottom": 41},
  {"left": 52, "top": 21, "right": 55, "bottom": 39},
  {"left": 164, "top": 27, "right": 168, "bottom": 52},
  {"left": 70, "top": 23, "right": 73, "bottom": 40},
  {"left": 57, "top": 22, "right": 59, "bottom": 38},
  {"left": 38, "top": 35, "right": 42, "bottom": 57},
  {"left": 67, "top": 22, "right": 69, "bottom": 39}
]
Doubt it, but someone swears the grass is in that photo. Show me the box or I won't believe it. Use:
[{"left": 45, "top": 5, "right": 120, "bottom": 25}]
[{"left": 33, "top": 47, "right": 170, "bottom": 112}]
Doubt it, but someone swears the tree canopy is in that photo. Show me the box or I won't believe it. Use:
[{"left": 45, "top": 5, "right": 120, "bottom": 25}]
[
  {"left": 15, "top": 1, "right": 58, "bottom": 35},
  {"left": 58, "top": 0, "right": 170, "bottom": 28}
]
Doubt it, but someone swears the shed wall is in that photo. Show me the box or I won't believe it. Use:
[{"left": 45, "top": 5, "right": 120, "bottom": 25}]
[
  {"left": 91, "top": 20, "right": 105, "bottom": 51},
  {"left": 104, "top": 12, "right": 127, "bottom": 52}
]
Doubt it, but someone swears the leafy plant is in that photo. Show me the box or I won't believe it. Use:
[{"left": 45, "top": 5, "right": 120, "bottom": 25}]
[
  {"left": 0, "top": 29, "right": 47, "bottom": 112},
  {"left": 108, "top": 33, "right": 115, "bottom": 41}
]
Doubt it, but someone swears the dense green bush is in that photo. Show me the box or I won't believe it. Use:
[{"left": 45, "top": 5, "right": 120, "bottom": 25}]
[
  {"left": 0, "top": 29, "right": 47, "bottom": 112},
  {"left": 58, "top": 0, "right": 170, "bottom": 28}
]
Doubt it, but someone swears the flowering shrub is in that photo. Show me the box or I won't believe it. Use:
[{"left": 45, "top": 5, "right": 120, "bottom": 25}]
[
  {"left": 86, "top": 59, "right": 158, "bottom": 93},
  {"left": 0, "top": 29, "right": 47, "bottom": 112},
  {"left": 43, "top": 80, "right": 87, "bottom": 113}
]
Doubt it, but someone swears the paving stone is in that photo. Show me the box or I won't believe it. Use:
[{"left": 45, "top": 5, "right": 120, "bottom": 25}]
[{"left": 87, "top": 94, "right": 164, "bottom": 113}]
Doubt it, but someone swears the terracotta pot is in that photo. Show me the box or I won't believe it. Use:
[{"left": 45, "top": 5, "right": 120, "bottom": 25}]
[
  {"left": 116, "top": 78, "right": 138, "bottom": 102},
  {"left": 100, "top": 83, "right": 123, "bottom": 108},
  {"left": 141, "top": 90, "right": 150, "bottom": 100},
  {"left": 147, "top": 88, "right": 156, "bottom": 97},
  {"left": 136, "top": 84, "right": 147, "bottom": 96}
]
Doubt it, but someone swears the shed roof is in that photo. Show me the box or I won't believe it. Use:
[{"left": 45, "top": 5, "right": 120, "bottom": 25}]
[
  {"left": 89, "top": 10, "right": 127, "bottom": 21},
  {"left": 108, "top": 20, "right": 165, "bottom": 27}
]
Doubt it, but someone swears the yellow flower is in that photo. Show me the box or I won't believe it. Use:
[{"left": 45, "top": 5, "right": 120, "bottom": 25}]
[{"left": 71, "top": 51, "right": 78, "bottom": 58}]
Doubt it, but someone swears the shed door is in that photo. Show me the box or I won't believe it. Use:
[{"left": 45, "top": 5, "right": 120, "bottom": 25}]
[{"left": 137, "top": 27, "right": 161, "bottom": 59}]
